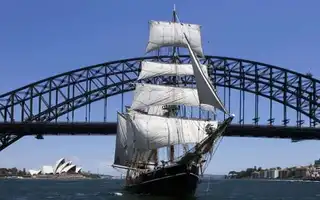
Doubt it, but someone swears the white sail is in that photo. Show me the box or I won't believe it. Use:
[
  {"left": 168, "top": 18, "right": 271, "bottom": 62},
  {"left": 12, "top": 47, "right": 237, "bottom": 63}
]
[
  {"left": 127, "top": 110, "right": 218, "bottom": 150},
  {"left": 113, "top": 113, "right": 134, "bottom": 167},
  {"left": 184, "top": 34, "right": 228, "bottom": 114},
  {"left": 146, "top": 20, "right": 204, "bottom": 57},
  {"left": 131, "top": 83, "right": 215, "bottom": 112},
  {"left": 138, "top": 61, "right": 209, "bottom": 80}
]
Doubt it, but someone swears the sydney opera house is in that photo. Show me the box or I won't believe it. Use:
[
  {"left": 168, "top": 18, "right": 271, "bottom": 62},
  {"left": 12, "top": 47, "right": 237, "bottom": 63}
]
[{"left": 29, "top": 158, "right": 82, "bottom": 176}]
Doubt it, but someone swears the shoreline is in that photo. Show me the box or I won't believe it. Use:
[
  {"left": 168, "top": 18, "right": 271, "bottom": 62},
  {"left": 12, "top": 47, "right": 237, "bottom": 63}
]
[
  {"left": 0, "top": 174, "right": 100, "bottom": 180},
  {"left": 226, "top": 177, "right": 320, "bottom": 182}
]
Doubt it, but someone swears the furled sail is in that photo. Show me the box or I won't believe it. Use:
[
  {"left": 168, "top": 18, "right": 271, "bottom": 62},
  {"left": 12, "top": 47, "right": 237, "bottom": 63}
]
[
  {"left": 145, "top": 105, "right": 165, "bottom": 116},
  {"left": 113, "top": 113, "right": 134, "bottom": 167},
  {"left": 138, "top": 61, "right": 209, "bottom": 80},
  {"left": 146, "top": 21, "right": 204, "bottom": 57},
  {"left": 138, "top": 105, "right": 165, "bottom": 116},
  {"left": 127, "top": 110, "right": 218, "bottom": 150},
  {"left": 184, "top": 34, "right": 228, "bottom": 114},
  {"left": 131, "top": 83, "right": 215, "bottom": 112}
]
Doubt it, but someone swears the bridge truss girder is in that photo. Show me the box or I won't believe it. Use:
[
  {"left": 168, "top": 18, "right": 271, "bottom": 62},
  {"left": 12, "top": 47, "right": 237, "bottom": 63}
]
[{"left": 0, "top": 55, "right": 319, "bottom": 151}]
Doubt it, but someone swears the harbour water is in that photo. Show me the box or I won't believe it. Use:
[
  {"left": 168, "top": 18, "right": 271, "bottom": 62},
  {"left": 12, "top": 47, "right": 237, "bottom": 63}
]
[{"left": 0, "top": 179, "right": 319, "bottom": 200}]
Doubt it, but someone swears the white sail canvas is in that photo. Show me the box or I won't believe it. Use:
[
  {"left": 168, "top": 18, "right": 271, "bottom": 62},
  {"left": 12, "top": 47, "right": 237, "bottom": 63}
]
[
  {"left": 128, "top": 110, "right": 218, "bottom": 150},
  {"left": 146, "top": 21, "right": 204, "bottom": 57},
  {"left": 131, "top": 83, "right": 215, "bottom": 112},
  {"left": 184, "top": 34, "right": 228, "bottom": 114},
  {"left": 113, "top": 113, "right": 134, "bottom": 167},
  {"left": 138, "top": 61, "right": 209, "bottom": 80}
]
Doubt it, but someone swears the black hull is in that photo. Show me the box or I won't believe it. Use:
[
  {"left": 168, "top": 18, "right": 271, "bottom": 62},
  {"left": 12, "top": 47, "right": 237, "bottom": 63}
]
[{"left": 124, "top": 163, "right": 199, "bottom": 197}]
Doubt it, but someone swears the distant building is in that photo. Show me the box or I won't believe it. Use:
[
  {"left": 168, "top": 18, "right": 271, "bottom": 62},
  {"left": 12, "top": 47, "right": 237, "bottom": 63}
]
[
  {"left": 270, "top": 169, "right": 279, "bottom": 179},
  {"left": 295, "top": 167, "right": 309, "bottom": 178},
  {"left": 263, "top": 170, "right": 268, "bottom": 179},
  {"left": 315, "top": 159, "right": 320, "bottom": 167},
  {"left": 259, "top": 170, "right": 264, "bottom": 179},
  {"left": 28, "top": 158, "right": 82, "bottom": 176},
  {"left": 251, "top": 171, "right": 260, "bottom": 179},
  {"left": 279, "top": 169, "right": 290, "bottom": 179}
]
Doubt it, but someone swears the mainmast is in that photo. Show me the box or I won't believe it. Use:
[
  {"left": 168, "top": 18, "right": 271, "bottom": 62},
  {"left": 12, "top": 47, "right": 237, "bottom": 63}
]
[
  {"left": 172, "top": 4, "right": 178, "bottom": 57},
  {"left": 169, "top": 4, "right": 178, "bottom": 163}
]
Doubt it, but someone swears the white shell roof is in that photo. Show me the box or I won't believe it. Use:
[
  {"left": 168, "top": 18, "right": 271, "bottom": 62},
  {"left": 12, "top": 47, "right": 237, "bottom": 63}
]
[
  {"left": 29, "top": 169, "right": 41, "bottom": 175},
  {"left": 30, "top": 158, "right": 82, "bottom": 175},
  {"left": 56, "top": 161, "right": 72, "bottom": 174},
  {"left": 61, "top": 164, "right": 76, "bottom": 173},
  {"left": 75, "top": 167, "right": 82, "bottom": 173},
  {"left": 54, "top": 158, "right": 65, "bottom": 173}
]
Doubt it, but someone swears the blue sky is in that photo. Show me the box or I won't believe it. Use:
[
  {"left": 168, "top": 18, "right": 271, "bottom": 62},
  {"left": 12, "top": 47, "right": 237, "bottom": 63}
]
[{"left": 0, "top": 0, "right": 320, "bottom": 175}]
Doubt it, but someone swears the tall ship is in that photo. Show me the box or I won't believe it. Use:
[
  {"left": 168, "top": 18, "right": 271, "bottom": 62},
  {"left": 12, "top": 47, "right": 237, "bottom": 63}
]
[{"left": 112, "top": 6, "right": 234, "bottom": 197}]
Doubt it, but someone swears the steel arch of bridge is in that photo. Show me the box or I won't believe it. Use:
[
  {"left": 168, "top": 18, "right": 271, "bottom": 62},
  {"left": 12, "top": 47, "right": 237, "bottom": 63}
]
[{"left": 0, "top": 55, "right": 320, "bottom": 150}]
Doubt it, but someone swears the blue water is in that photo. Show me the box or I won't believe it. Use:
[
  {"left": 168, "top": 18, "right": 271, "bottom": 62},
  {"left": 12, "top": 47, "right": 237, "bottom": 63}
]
[{"left": 0, "top": 179, "right": 319, "bottom": 199}]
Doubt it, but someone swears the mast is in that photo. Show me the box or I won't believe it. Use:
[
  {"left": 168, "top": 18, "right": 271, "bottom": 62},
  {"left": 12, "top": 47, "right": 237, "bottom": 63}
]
[
  {"left": 169, "top": 4, "right": 177, "bottom": 163},
  {"left": 172, "top": 4, "right": 178, "bottom": 57},
  {"left": 152, "top": 149, "right": 158, "bottom": 167},
  {"left": 172, "top": 5, "right": 190, "bottom": 157}
]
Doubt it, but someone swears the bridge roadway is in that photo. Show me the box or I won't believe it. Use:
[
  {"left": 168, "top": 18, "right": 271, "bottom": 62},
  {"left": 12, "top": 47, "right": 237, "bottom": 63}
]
[{"left": 0, "top": 122, "right": 319, "bottom": 140}]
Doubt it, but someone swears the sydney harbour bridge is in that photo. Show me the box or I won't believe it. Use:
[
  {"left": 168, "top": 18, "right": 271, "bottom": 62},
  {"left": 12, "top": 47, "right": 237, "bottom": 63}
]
[{"left": 1, "top": 55, "right": 320, "bottom": 152}]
